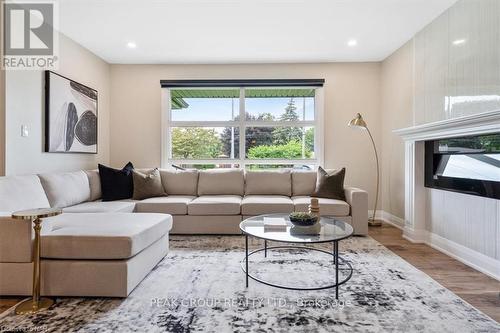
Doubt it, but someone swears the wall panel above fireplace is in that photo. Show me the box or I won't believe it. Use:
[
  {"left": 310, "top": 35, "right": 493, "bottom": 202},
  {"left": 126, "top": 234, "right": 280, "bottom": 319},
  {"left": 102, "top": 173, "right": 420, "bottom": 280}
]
[{"left": 414, "top": 0, "right": 500, "bottom": 125}]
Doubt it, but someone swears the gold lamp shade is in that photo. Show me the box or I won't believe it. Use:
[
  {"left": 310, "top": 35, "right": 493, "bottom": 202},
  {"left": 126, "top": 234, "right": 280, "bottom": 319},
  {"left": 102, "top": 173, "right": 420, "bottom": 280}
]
[{"left": 348, "top": 113, "right": 367, "bottom": 129}]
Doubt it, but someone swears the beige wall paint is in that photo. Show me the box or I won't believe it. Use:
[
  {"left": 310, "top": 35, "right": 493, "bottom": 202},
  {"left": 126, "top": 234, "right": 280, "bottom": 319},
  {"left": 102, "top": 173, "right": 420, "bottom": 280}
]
[
  {"left": 380, "top": 41, "right": 414, "bottom": 218},
  {"left": 4, "top": 33, "right": 110, "bottom": 175},
  {"left": 110, "top": 63, "right": 382, "bottom": 208}
]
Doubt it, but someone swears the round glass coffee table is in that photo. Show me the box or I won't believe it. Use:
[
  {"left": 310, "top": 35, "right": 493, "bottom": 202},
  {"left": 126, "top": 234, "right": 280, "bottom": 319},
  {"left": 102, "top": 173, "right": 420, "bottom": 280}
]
[{"left": 240, "top": 214, "right": 354, "bottom": 299}]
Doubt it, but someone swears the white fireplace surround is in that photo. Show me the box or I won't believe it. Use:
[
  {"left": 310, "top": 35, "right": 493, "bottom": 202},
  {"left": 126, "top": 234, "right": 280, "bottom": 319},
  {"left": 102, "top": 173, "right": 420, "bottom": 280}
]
[{"left": 394, "top": 110, "right": 500, "bottom": 280}]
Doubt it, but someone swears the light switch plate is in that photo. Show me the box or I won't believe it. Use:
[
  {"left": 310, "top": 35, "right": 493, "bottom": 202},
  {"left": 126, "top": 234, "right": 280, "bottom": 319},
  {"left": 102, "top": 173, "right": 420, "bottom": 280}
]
[{"left": 21, "top": 125, "right": 29, "bottom": 137}]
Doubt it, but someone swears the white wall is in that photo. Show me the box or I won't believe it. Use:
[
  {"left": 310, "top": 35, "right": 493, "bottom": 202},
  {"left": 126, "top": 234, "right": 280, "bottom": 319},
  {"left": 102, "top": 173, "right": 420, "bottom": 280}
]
[
  {"left": 415, "top": 0, "right": 500, "bottom": 263},
  {"left": 109, "top": 63, "right": 382, "bottom": 208},
  {"left": 4, "top": 33, "right": 110, "bottom": 175},
  {"left": 414, "top": 0, "right": 500, "bottom": 125},
  {"left": 382, "top": 0, "right": 500, "bottom": 275},
  {"left": 426, "top": 189, "right": 500, "bottom": 261}
]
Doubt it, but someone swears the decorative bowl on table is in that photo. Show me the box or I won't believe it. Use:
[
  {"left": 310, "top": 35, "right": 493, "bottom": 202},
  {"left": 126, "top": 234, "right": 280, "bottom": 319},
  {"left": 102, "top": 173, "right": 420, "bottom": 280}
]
[{"left": 289, "top": 212, "right": 318, "bottom": 226}]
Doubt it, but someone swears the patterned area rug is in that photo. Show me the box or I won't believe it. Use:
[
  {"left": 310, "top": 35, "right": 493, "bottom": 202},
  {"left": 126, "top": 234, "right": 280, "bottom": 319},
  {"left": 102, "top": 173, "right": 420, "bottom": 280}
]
[{"left": 1, "top": 236, "right": 499, "bottom": 333}]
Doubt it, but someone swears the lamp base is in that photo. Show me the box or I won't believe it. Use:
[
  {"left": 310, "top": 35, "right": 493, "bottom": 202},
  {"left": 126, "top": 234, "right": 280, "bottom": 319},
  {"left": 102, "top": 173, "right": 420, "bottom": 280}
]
[
  {"left": 368, "top": 218, "right": 382, "bottom": 227},
  {"left": 15, "top": 298, "right": 54, "bottom": 315}
]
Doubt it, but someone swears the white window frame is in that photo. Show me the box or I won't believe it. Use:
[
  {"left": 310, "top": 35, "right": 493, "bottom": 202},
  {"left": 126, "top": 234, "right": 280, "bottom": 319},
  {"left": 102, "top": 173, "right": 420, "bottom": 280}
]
[{"left": 161, "top": 86, "right": 324, "bottom": 169}]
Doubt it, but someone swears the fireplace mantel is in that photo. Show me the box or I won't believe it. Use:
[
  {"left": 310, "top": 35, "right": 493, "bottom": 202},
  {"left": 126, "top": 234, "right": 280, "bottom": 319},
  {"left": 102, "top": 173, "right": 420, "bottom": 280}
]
[
  {"left": 393, "top": 109, "right": 500, "bottom": 142},
  {"left": 392, "top": 110, "right": 500, "bottom": 279},
  {"left": 393, "top": 109, "right": 500, "bottom": 239}
]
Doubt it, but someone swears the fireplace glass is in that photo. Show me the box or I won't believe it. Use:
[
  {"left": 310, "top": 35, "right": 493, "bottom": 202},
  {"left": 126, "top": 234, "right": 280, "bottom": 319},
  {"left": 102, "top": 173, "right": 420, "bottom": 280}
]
[{"left": 425, "top": 133, "right": 500, "bottom": 199}]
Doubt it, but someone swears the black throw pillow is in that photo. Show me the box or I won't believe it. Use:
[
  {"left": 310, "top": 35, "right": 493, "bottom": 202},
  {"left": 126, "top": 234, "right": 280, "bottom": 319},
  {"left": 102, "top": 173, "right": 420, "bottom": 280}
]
[
  {"left": 98, "top": 162, "right": 134, "bottom": 201},
  {"left": 312, "top": 167, "right": 346, "bottom": 201}
]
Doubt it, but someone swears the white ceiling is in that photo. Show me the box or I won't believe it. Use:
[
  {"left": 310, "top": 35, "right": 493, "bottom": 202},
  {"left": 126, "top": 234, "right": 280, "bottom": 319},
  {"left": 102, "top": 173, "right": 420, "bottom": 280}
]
[{"left": 58, "top": 0, "right": 457, "bottom": 64}]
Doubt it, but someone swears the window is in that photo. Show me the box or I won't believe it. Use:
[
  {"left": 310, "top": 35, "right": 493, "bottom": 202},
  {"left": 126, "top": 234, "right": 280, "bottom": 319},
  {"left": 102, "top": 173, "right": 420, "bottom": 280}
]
[{"left": 162, "top": 81, "right": 324, "bottom": 170}]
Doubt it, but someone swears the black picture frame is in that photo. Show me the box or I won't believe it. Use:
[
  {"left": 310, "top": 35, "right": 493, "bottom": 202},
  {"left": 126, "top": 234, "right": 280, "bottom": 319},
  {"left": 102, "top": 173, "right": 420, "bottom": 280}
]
[{"left": 45, "top": 70, "right": 98, "bottom": 154}]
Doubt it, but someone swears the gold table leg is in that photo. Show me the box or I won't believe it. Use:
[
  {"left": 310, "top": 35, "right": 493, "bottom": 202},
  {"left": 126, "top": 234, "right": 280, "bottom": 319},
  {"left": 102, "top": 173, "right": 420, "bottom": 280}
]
[{"left": 15, "top": 217, "right": 54, "bottom": 315}]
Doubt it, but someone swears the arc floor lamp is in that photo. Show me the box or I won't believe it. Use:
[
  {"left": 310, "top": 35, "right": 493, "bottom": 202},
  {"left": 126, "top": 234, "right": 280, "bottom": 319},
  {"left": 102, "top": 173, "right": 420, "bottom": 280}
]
[{"left": 348, "top": 113, "right": 381, "bottom": 226}]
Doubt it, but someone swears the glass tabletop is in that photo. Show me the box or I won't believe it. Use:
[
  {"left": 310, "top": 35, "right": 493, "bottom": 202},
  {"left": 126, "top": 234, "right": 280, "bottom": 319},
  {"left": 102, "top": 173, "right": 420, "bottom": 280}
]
[{"left": 240, "top": 214, "right": 354, "bottom": 243}]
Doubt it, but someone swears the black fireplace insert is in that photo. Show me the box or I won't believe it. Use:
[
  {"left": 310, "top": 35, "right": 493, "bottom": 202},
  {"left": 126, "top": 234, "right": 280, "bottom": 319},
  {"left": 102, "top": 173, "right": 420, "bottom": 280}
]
[{"left": 424, "top": 133, "right": 500, "bottom": 200}]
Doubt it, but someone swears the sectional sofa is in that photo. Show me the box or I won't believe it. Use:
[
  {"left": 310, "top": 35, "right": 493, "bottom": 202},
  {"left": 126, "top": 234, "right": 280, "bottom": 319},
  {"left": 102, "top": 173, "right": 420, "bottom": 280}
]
[{"left": 0, "top": 168, "right": 368, "bottom": 297}]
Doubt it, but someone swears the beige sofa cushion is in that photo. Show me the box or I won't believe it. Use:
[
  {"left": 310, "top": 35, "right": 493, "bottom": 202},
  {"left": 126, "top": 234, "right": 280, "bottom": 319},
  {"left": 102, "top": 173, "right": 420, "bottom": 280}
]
[
  {"left": 241, "top": 195, "right": 294, "bottom": 215},
  {"left": 245, "top": 170, "right": 292, "bottom": 196},
  {"left": 0, "top": 217, "right": 32, "bottom": 262},
  {"left": 188, "top": 195, "right": 242, "bottom": 215},
  {"left": 292, "top": 196, "right": 350, "bottom": 216},
  {"left": 41, "top": 213, "right": 172, "bottom": 259},
  {"left": 292, "top": 171, "right": 316, "bottom": 196},
  {"left": 160, "top": 169, "right": 198, "bottom": 196},
  {"left": 135, "top": 196, "right": 195, "bottom": 215},
  {"left": 39, "top": 171, "right": 91, "bottom": 208},
  {"left": 84, "top": 169, "right": 101, "bottom": 201},
  {"left": 0, "top": 175, "right": 50, "bottom": 213},
  {"left": 63, "top": 200, "right": 136, "bottom": 213},
  {"left": 198, "top": 169, "right": 244, "bottom": 196}
]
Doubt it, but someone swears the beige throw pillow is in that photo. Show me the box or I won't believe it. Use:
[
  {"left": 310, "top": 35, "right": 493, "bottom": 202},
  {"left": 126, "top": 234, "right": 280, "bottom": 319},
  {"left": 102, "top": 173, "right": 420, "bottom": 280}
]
[
  {"left": 245, "top": 170, "right": 291, "bottom": 196},
  {"left": 132, "top": 168, "right": 165, "bottom": 200}
]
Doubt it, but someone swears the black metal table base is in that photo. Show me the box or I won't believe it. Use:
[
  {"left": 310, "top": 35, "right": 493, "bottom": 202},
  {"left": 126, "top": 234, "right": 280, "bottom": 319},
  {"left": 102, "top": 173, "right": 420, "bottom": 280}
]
[{"left": 242, "top": 235, "right": 353, "bottom": 299}]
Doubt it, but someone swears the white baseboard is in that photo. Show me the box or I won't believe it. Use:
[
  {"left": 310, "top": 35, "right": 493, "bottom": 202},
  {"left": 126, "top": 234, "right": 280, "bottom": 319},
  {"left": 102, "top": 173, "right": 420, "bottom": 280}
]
[
  {"left": 402, "top": 226, "right": 428, "bottom": 242},
  {"left": 369, "top": 210, "right": 405, "bottom": 230},
  {"left": 401, "top": 227, "right": 500, "bottom": 281},
  {"left": 426, "top": 231, "right": 500, "bottom": 281},
  {"left": 370, "top": 210, "right": 500, "bottom": 281}
]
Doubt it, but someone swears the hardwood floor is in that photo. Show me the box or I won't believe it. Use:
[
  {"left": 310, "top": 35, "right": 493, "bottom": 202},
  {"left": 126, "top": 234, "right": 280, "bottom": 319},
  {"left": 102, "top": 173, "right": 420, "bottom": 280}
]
[
  {"left": 1, "top": 222, "right": 499, "bottom": 322},
  {"left": 0, "top": 298, "right": 19, "bottom": 314},
  {"left": 369, "top": 223, "right": 500, "bottom": 323}
]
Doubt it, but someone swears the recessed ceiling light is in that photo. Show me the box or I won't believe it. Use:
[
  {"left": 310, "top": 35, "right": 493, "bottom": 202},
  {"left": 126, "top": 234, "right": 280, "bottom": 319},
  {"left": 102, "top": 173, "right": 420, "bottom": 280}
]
[
  {"left": 452, "top": 39, "right": 466, "bottom": 46},
  {"left": 347, "top": 39, "right": 358, "bottom": 47},
  {"left": 127, "top": 42, "right": 137, "bottom": 49}
]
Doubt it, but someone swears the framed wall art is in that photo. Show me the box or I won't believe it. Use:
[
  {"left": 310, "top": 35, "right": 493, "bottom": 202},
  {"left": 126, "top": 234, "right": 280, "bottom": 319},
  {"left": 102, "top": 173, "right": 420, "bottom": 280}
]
[{"left": 45, "top": 71, "right": 98, "bottom": 153}]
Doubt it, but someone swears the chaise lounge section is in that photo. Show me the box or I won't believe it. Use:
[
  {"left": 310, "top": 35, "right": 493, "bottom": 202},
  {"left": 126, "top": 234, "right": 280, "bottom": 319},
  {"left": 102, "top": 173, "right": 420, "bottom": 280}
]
[{"left": 0, "top": 174, "right": 172, "bottom": 297}]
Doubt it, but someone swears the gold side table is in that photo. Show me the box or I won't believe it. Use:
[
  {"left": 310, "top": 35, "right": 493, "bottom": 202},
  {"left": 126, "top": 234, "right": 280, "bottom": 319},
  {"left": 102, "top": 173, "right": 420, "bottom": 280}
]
[{"left": 11, "top": 208, "right": 62, "bottom": 315}]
